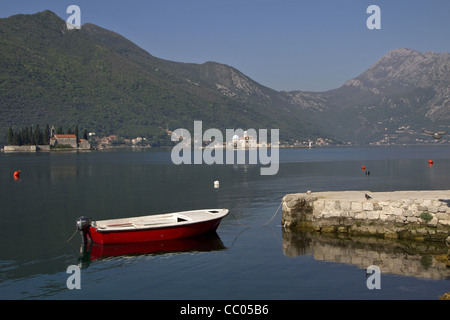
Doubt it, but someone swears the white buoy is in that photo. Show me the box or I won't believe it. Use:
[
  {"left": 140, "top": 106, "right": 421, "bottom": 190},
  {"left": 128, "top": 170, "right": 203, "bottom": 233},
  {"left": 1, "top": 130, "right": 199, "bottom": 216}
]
[{"left": 214, "top": 180, "right": 220, "bottom": 188}]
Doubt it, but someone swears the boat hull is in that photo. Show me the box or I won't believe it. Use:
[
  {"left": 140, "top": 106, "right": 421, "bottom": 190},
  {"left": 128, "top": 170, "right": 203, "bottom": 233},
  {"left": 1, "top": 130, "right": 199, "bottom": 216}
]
[{"left": 88, "top": 216, "right": 224, "bottom": 245}]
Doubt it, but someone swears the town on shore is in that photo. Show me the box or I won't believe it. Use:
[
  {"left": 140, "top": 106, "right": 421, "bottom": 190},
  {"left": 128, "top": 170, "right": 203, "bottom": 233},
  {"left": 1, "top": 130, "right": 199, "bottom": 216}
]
[
  {"left": 2, "top": 123, "right": 449, "bottom": 153},
  {"left": 1, "top": 123, "right": 338, "bottom": 153}
]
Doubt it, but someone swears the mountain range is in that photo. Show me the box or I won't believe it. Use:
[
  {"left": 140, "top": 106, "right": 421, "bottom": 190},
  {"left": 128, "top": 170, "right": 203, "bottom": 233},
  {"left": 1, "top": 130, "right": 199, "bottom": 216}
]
[
  {"left": 288, "top": 48, "right": 450, "bottom": 144},
  {"left": 0, "top": 10, "right": 449, "bottom": 146}
]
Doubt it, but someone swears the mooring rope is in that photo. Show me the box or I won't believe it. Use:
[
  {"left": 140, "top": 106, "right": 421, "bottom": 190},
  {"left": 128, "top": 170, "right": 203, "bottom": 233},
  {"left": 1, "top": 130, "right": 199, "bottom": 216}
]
[
  {"left": 230, "top": 200, "right": 283, "bottom": 227},
  {"left": 229, "top": 211, "right": 249, "bottom": 227},
  {"left": 66, "top": 228, "right": 78, "bottom": 243},
  {"left": 260, "top": 200, "right": 283, "bottom": 227}
]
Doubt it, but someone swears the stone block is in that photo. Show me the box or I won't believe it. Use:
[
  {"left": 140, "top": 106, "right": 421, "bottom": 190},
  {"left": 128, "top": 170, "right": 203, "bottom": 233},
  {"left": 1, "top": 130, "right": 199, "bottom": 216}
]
[
  {"left": 355, "top": 212, "right": 367, "bottom": 220},
  {"left": 313, "top": 208, "right": 323, "bottom": 218},
  {"left": 325, "top": 201, "right": 338, "bottom": 211},
  {"left": 406, "top": 216, "right": 418, "bottom": 223},
  {"left": 314, "top": 200, "right": 325, "bottom": 210},
  {"left": 427, "top": 218, "right": 438, "bottom": 227},
  {"left": 363, "top": 202, "right": 374, "bottom": 211},
  {"left": 416, "top": 228, "right": 428, "bottom": 235},
  {"left": 433, "top": 201, "right": 442, "bottom": 207},
  {"left": 435, "top": 212, "right": 449, "bottom": 220},
  {"left": 340, "top": 201, "right": 351, "bottom": 211},
  {"left": 423, "top": 200, "right": 432, "bottom": 206},
  {"left": 418, "top": 205, "right": 428, "bottom": 211},
  {"left": 403, "top": 199, "right": 414, "bottom": 206},
  {"left": 283, "top": 194, "right": 297, "bottom": 203},
  {"left": 351, "top": 202, "right": 363, "bottom": 212},
  {"left": 321, "top": 210, "right": 332, "bottom": 218},
  {"left": 403, "top": 210, "right": 413, "bottom": 217},
  {"left": 367, "top": 211, "right": 379, "bottom": 220},
  {"left": 414, "top": 210, "right": 422, "bottom": 217},
  {"left": 428, "top": 206, "right": 439, "bottom": 213},
  {"left": 329, "top": 211, "right": 343, "bottom": 218},
  {"left": 390, "top": 201, "right": 401, "bottom": 208}
]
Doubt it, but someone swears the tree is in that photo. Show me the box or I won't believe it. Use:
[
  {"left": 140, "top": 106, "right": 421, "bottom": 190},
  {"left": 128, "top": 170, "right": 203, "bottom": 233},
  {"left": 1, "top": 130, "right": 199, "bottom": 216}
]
[
  {"left": 83, "top": 129, "right": 88, "bottom": 140},
  {"left": 12, "top": 130, "right": 21, "bottom": 145},
  {"left": 75, "top": 125, "right": 79, "bottom": 141},
  {"left": 34, "top": 124, "right": 43, "bottom": 145},
  {"left": 44, "top": 124, "right": 50, "bottom": 144},
  {"left": 21, "top": 128, "right": 29, "bottom": 145},
  {"left": 28, "top": 126, "right": 33, "bottom": 145},
  {"left": 57, "top": 126, "right": 63, "bottom": 134},
  {"left": 7, "top": 127, "right": 13, "bottom": 145}
]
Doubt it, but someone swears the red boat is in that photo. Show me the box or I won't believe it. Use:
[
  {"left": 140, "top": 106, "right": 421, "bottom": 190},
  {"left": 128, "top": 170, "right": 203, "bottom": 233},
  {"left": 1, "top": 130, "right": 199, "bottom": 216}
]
[{"left": 76, "top": 209, "right": 229, "bottom": 245}]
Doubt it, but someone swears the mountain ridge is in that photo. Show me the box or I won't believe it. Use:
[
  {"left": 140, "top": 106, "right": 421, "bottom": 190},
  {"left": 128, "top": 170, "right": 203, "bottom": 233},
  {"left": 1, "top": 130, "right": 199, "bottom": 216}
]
[
  {"left": 283, "top": 47, "right": 450, "bottom": 144},
  {"left": 0, "top": 10, "right": 324, "bottom": 145},
  {"left": 1, "top": 10, "right": 448, "bottom": 146}
]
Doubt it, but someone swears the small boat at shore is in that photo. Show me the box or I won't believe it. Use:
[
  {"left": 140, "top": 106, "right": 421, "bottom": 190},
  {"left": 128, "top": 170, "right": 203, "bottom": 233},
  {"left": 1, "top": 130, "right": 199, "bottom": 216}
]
[{"left": 76, "top": 209, "right": 229, "bottom": 245}]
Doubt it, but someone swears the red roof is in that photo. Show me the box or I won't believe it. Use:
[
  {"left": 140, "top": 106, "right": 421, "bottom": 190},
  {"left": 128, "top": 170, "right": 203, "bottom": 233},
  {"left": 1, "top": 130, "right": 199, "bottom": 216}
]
[{"left": 54, "top": 134, "right": 76, "bottom": 138}]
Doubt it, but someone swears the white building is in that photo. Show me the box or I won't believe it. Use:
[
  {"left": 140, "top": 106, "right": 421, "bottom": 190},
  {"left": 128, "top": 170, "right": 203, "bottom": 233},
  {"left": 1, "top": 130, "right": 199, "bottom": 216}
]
[{"left": 228, "top": 131, "right": 257, "bottom": 149}]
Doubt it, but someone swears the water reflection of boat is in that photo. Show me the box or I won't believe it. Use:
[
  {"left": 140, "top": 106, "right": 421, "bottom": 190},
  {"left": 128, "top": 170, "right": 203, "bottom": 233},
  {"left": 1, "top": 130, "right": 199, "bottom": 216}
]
[{"left": 79, "top": 232, "right": 226, "bottom": 267}]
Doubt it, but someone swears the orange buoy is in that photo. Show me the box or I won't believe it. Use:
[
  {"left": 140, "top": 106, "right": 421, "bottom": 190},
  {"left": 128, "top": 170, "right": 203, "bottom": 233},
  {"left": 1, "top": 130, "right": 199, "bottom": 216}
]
[
  {"left": 428, "top": 160, "right": 434, "bottom": 165},
  {"left": 13, "top": 170, "right": 21, "bottom": 179},
  {"left": 362, "top": 166, "right": 366, "bottom": 171}
]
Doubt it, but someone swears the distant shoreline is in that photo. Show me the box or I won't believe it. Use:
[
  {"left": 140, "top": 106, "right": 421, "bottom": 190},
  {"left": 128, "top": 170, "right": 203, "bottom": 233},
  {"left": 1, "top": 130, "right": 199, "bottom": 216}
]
[
  {"left": 2, "top": 142, "right": 449, "bottom": 153},
  {"left": 1, "top": 145, "right": 88, "bottom": 152}
]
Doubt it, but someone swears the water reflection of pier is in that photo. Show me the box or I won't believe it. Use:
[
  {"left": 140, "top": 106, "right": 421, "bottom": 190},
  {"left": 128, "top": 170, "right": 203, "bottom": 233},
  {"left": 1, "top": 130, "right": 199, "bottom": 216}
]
[{"left": 282, "top": 229, "right": 449, "bottom": 280}]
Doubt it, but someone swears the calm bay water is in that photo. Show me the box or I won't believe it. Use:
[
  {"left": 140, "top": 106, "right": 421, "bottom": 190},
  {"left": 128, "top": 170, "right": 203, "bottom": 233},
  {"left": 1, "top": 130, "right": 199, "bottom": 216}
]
[{"left": 0, "top": 145, "right": 449, "bottom": 300}]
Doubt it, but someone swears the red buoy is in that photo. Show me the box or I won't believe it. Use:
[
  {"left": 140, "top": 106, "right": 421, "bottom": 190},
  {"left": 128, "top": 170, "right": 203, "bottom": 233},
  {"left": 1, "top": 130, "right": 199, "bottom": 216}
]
[
  {"left": 428, "top": 160, "right": 434, "bottom": 165},
  {"left": 13, "top": 170, "right": 21, "bottom": 180},
  {"left": 362, "top": 166, "right": 366, "bottom": 171}
]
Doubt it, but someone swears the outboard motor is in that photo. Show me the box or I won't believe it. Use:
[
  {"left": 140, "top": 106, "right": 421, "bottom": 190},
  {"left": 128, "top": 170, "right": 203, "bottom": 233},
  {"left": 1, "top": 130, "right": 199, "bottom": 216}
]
[{"left": 76, "top": 216, "right": 92, "bottom": 247}]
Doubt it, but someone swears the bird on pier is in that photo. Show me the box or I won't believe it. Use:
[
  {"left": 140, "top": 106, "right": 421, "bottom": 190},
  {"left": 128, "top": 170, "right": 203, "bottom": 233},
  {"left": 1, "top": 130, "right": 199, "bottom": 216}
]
[
  {"left": 365, "top": 193, "right": 372, "bottom": 200},
  {"left": 422, "top": 130, "right": 447, "bottom": 139}
]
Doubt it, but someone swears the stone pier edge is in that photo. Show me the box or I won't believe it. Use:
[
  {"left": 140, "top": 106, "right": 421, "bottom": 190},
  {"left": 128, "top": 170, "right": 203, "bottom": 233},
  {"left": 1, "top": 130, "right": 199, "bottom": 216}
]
[{"left": 281, "top": 190, "right": 450, "bottom": 243}]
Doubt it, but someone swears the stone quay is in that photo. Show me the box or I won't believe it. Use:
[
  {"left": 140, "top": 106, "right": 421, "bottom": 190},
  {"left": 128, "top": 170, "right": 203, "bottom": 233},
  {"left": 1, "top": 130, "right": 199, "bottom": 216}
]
[{"left": 281, "top": 190, "right": 450, "bottom": 242}]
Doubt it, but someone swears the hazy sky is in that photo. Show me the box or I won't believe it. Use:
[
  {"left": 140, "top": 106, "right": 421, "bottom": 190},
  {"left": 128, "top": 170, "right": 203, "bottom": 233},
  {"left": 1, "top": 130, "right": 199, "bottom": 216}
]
[{"left": 1, "top": 0, "right": 449, "bottom": 92}]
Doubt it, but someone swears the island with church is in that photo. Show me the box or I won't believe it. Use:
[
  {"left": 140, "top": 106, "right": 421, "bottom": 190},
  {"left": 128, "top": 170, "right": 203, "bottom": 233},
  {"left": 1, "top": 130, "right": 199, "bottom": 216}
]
[{"left": 2, "top": 124, "right": 91, "bottom": 152}]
